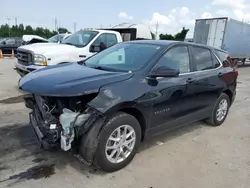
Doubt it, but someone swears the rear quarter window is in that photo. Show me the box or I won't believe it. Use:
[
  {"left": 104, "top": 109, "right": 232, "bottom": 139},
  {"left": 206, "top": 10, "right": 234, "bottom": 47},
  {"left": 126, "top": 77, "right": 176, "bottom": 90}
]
[{"left": 215, "top": 50, "right": 232, "bottom": 67}]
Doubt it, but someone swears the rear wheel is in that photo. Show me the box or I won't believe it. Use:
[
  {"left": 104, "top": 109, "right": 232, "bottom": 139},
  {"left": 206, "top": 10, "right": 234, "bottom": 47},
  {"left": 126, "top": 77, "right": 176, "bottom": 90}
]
[
  {"left": 205, "top": 93, "right": 230, "bottom": 126},
  {"left": 242, "top": 58, "right": 246, "bottom": 65},
  {"left": 94, "top": 112, "right": 141, "bottom": 172}
]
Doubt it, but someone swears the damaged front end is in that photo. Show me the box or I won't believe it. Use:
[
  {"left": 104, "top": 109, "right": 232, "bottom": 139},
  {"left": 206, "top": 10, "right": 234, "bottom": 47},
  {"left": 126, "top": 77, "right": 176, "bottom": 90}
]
[{"left": 24, "top": 94, "right": 101, "bottom": 151}]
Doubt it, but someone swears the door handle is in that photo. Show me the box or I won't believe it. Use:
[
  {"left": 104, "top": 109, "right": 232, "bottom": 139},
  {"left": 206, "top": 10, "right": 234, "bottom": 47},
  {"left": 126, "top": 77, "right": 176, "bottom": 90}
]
[
  {"left": 218, "top": 72, "right": 223, "bottom": 77},
  {"left": 186, "top": 78, "right": 196, "bottom": 83},
  {"left": 79, "top": 55, "right": 86, "bottom": 58}
]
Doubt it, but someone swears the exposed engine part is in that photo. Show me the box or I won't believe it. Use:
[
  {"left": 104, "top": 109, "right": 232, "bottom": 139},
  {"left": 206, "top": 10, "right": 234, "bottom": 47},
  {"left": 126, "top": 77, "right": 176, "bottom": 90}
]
[
  {"left": 59, "top": 108, "right": 90, "bottom": 151},
  {"left": 25, "top": 94, "right": 97, "bottom": 150},
  {"left": 33, "top": 104, "right": 61, "bottom": 147}
]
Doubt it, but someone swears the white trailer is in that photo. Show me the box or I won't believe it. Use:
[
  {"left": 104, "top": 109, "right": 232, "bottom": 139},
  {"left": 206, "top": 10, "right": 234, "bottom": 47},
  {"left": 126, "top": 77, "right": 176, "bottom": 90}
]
[{"left": 193, "top": 17, "right": 250, "bottom": 65}]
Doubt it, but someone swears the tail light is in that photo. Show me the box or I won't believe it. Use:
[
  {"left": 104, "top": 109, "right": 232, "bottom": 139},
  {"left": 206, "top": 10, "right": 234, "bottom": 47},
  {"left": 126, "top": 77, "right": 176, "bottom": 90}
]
[{"left": 235, "top": 69, "right": 239, "bottom": 77}]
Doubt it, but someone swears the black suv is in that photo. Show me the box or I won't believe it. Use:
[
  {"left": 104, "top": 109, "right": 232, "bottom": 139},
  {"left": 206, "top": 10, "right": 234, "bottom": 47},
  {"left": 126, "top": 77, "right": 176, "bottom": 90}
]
[{"left": 19, "top": 40, "right": 238, "bottom": 172}]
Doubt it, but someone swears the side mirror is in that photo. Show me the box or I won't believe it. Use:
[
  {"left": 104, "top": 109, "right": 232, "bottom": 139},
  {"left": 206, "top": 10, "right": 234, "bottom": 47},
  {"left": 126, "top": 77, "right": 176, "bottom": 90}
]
[
  {"left": 149, "top": 66, "right": 180, "bottom": 78},
  {"left": 90, "top": 42, "right": 107, "bottom": 53},
  {"left": 90, "top": 44, "right": 101, "bottom": 53}
]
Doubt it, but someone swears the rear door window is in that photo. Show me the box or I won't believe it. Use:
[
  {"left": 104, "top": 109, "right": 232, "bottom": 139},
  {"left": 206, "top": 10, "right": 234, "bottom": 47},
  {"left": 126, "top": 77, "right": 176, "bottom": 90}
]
[{"left": 192, "top": 47, "right": 217, "bottom": 71}]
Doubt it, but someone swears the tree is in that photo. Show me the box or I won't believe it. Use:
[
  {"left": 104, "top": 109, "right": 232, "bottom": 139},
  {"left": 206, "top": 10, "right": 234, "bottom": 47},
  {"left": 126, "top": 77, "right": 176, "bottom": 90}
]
[
  {"left": 18, "top": 24, "right": 24, "bottom": 36},
  {"left": 35, "top": 27, "right": 45, "bottom": 37},
  {"left": 0, "top": 24, "right": 10, "bottom": 37},
  {"left": 44, "top": 28, "right": 52, "bottom": 38},
  {"left": 0, "top": 23, "right": 70, "bottom": 38},
  {"left": 11, "top": 25, "right": 19, "bottom": 37},
  {"left": 159, "top": 27, "right": 189, "bottom": 41},
  {"left": 51, "top": 30, "right": 58, "bottom": 36},
  {"left": 174, "top": 27, "right": 189, "bottom": 41},
  {"left": 58, "top": 27, "right": 68, "bottom": 33},
  {"left": 25, "top": 25, "right": 33, "bottom": 34},
  {"left": 150, "top": 32, "right": 156, "bottom": 40},
  {"left": 159, "top": 33, "right": 175, "bottom": 40},
  {"left": 19, "top": 24, "right": 24, "bottom": 31}
]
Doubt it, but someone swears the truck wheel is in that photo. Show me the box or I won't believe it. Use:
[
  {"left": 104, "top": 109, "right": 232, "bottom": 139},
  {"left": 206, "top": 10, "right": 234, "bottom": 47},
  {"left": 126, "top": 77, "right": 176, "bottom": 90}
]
[
  {"left": 242, "top": 58, "right": 246, "bottom": 65},
  {"left": 232, "top": 59, "right": 237, "bottom": 67},
  {"left": 205, "top": 93, "right": 230, "bottom": 126},
  {"left": 94, "top": 112, "right": 141, "bottom": 172}
]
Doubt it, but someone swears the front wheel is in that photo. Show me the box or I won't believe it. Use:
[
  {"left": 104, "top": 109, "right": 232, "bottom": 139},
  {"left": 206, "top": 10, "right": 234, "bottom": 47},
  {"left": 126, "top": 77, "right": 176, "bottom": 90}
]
[
  {"left": 205, "top": 93, "right": 230, "bottom": 126},
  {"left": 94, "top": 112, "right": 141, "bottom": 172}
]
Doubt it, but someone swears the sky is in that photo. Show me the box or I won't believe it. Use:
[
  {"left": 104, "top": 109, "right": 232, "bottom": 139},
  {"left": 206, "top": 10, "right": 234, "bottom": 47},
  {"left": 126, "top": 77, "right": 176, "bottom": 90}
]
[{"left": 1, "top": 0, "right": 250, "bottom": 37}]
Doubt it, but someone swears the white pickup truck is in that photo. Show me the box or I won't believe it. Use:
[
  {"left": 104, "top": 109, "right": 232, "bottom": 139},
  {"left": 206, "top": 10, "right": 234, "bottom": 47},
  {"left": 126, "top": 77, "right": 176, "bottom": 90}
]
[{"left": 14, "top": 27, "right": 153, "bottom": 77}]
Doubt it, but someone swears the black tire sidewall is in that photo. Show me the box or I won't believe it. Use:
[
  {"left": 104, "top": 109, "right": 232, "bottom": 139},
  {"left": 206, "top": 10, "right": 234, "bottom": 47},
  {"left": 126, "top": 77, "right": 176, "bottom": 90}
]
[
  {"left": 212, "top": 93, "right": 230, "bottom": 126},
  {"left": 94, "top": 112, "right": 141, "bottom": 172}
]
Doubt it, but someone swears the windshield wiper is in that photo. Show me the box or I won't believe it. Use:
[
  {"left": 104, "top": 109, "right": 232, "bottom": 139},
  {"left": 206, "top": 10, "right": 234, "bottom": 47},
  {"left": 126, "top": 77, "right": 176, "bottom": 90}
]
[
  {"left": 77, "top": 60, "right": 86, "bottom": 66},
  {"left": 90, "top": 65, "right": 125, "bottom": 72},
  {"left": 91, "top": 66, "right": 107, "bottom": 70},
  {"left": 63, "top": 42, "right": 74, "bottom": 46}
]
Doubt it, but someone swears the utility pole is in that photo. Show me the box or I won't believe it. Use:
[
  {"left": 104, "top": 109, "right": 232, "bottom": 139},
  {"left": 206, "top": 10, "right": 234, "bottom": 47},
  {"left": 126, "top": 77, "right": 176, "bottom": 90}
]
[
  {"left": 6, "top": 17, "right": 11, "bottom": 37},
  {"left": 155, "top": 21, "right": 159, "bottom": 40},
  {"left": 55, "top": 17, "right": 58, "bottom": 32},
  {"left": 74, "top": 22, "right": 77, "bottom": 32},
  {"left": 58, "top": 20, "right": 60, "bottom": 31},
  {"left": 15, "top": 17, "right": 18, "bottom": 26}
]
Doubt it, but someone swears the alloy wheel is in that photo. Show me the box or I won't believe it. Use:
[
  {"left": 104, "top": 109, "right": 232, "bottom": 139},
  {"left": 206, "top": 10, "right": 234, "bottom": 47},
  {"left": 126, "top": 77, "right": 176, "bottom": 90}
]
[{"left": 105, "top": 125, "right": 136, "bottom": 164}]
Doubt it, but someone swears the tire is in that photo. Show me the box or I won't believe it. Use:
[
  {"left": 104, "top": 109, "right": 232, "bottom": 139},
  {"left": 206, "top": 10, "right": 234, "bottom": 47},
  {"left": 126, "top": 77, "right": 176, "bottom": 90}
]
[
  {"left": 205, "top": 93, "right": 230, "bottom": 126},
  {"left": 232, "top": 59, "right": 238, "bottom": 68},
  {"left": 94, "top": 112, "right": 141, "bottom": 172},
  {"left": 242, "top": 58, "right": 246, "bottom": 65}
]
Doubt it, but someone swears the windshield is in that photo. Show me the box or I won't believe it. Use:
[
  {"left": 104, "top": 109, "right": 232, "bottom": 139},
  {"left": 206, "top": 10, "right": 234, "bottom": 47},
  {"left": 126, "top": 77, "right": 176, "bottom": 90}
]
[
  {"left": 85, "top": 43, "right": 162, "bottom": 71},
  {"left": 61, "top": 30, "right": 98, "bottom": 47}
]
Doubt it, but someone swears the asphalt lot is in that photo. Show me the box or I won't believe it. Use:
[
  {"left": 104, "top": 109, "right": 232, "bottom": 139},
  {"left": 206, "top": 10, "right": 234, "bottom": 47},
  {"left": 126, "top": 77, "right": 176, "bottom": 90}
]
[{"left": 0, "top": 58, "right": 250, "bottom": 188}]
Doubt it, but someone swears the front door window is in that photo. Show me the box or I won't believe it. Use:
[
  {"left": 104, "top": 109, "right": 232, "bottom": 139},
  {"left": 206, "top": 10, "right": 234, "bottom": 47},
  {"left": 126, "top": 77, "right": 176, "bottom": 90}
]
[
  {"left": 156, "top": 46, "right": 190, "bottom": 74},
  {"left": 90, "top": 33, "right": 118, "bottom": 52}
]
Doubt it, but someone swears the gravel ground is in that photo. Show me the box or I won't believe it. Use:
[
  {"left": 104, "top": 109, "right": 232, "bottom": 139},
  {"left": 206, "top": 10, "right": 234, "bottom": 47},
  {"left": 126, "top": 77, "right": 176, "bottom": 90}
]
[{"left": 0, "top": 58, "right": 250, "bottom": 188}]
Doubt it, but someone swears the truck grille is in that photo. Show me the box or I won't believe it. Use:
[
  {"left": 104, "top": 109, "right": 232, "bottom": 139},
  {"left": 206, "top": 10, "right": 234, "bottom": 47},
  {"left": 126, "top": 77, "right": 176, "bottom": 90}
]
[{"left": 17, "top": 49, "right": 33, "bottom": 65}]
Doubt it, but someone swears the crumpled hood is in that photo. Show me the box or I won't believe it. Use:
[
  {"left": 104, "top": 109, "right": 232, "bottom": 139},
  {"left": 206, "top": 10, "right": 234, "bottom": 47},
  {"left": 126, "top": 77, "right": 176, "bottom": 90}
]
[
  {"left": 18, "top": 43, "right": 77, "bottom": 55},
  {"left": 19, "top": 63, "right": 133, "bottom": 96},
  {"left": 22, "top": 35, "right": 48, "bottom": 43}
]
